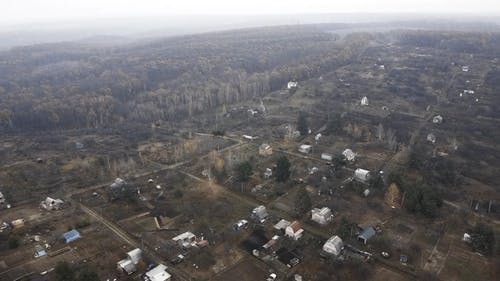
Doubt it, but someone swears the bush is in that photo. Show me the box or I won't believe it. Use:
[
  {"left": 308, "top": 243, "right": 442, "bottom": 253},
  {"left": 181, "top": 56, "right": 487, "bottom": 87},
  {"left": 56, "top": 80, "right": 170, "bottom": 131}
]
[
  {"left": 191, "top": 248, "right": 216, "bottom": 270},
  {"left": 469, "top": 223, "right": 496, "bottom": 256},
  {"left": 75, "top": 220, "right": 91, "bottom": 229},
  {"left": 8, "top": 236, "right": 20, "bottom": 249},
  {"left": 55, "top": 262, "right": 76, "bottom": 281}
]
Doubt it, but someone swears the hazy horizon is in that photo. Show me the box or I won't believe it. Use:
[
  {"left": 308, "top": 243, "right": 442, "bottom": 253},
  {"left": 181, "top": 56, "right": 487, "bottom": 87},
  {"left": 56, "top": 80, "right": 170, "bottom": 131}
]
[
  {"left": 1, "top": 1, "right": 500, "bottom": 50},
  {"left": 3, "top": 0, "right": 500, "bottom": 26}
]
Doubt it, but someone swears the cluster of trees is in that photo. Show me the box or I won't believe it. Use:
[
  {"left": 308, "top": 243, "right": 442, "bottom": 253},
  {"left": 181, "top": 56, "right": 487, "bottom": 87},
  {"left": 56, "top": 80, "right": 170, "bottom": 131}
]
[
  {"left": 468, "top": 223, "right": 496, "bottom": 256},
  {"left": 294, "top": 186, "right": 312, "bottom": 217},
  {"left": 410, "top": 148, "right": 460, "bottom": 187},
  {"left": 297, "top": 112, "right": 309, "bottom": 136},
  {"left": 388, "top": 171, "right": 443, "bottom": 218},
  {"left": 275, "top": 156, "right": 291, "bottom": 182},
  {"left": 402, "top": 182, "right": 443, "bottom": 218},
  {"left": 55, "top": 261, "right": 99, "bottom": 281},
  {"left": 0, "top": 26, "right": 368, "bottom": 132},
  {"left": 235, "top": 161, "right": 253, "bottom": 182},
  {"left": 394, "top": 30, "right": 500, "bottom": 54}
]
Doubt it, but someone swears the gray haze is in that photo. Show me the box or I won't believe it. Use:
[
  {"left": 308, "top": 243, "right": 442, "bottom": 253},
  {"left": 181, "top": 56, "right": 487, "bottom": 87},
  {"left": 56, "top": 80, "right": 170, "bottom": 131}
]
[
  {"left": 1, "top": 0, "right": 500, "bottom": 50},
  {"left": 3, "top": 0, "right": 500, "bottom": 25}
]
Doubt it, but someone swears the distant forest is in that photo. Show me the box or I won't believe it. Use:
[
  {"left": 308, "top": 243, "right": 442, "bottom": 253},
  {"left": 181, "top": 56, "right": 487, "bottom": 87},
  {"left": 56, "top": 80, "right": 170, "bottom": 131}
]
[{"left": 0, "top": 25, "right": 499, "bottom": 132}]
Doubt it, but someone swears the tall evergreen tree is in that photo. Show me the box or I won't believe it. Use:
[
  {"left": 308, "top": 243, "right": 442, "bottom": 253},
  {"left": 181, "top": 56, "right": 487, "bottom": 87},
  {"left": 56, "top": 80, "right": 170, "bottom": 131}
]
[
  {"left": 235, "top": 161, "right": 253, "bottom": 182},
  {"left": 297, "top": 112, "right": 309, "bottom": 136},
  {"left": 275, "top": 156, "right": 291, "bottom": 182},
  {"left": 294, "top": 186, "right": 311, "bottom": 216}
]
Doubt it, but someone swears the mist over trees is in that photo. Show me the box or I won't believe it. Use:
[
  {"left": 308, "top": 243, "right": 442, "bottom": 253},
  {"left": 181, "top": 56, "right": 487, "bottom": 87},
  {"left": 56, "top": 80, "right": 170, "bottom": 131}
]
[{"left": 0, "top": 26, "right": 379, "bottom": 133}]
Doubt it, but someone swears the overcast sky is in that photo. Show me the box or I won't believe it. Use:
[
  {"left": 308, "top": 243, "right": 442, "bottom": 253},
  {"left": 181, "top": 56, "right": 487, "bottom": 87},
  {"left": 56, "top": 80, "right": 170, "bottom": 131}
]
[{"left": 2, "top": 0, "right": 500, "bottom": 25}]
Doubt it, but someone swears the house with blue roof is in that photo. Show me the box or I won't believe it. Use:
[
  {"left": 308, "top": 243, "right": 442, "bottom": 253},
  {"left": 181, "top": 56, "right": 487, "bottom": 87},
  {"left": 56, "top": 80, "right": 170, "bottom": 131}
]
[
  {"left": 34, "top": 245, "right": 46, "bottom": 258},
  {"left": 357, "top": 226, "right": 376, "bottom": 244},
  {"left": 63, "top": 229, "right": 81, "bottom": 243}
]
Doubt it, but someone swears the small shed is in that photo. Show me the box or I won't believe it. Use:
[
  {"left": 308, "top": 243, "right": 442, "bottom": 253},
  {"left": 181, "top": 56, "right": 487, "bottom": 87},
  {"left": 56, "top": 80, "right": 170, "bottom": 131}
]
[
  {"left": 62, "top": 229, "right": 81, "bottom": 244},
  {"left": 117, "top": 259, "right": 136, "bottom": 275},
  {"left": 321, "top": 153, "right": 333, "bottom": 162},
  {"left": 259, "top": 144, "right": 273, "bottom": 156},
  {"left": 264, "top": 168, "right": 273, "bottom": 179},
  {"left": 233, "top": 219, "right": 249, "bottom": 231},
  {"left": 427, "top": 133, "right": 436, "bottom": 144},
  {"left": 298, "top": 145, "right": 312, "bottom": 154},
  {"left": 432, "top": 115, "right": 443, "bottom": 124},
  {"left": 315, "top": 133, "right": 322, "bottom": 142},
  {"left": 40, "top": 197, "right": 64, "bottom": 211},
  {"left": 361, "top": 96, "right": 369, "bottom": 106},
  {"left": 287, "top": 81, "right": 298, "bottom": 90},
  {"left": 11, "top": 219, "right": 25, "bottom": 229},
  {"left": 34, "top": 245, "right": 46, "bottom": 258},
  {"left": 342, "top": 149, "right": 356, "bottom": 161},
  {"left": 262, "top": 235, "right": 280, "bottom": 251}
]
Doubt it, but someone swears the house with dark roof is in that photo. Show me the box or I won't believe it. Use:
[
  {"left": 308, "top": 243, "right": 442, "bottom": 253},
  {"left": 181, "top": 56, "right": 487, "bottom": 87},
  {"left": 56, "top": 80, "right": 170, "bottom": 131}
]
[{"left": 357, "top": 226, "right": 376, "bottom": 244}]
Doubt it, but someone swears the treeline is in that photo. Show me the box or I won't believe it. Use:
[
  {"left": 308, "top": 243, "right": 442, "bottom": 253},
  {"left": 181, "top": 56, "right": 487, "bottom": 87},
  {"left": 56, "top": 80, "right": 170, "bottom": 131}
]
[
  {"left": 392, "top": 30, "right": 500, "bottom": 54},
  {"left": 0, "top": 26, "right": 370, "bottom": 132}
]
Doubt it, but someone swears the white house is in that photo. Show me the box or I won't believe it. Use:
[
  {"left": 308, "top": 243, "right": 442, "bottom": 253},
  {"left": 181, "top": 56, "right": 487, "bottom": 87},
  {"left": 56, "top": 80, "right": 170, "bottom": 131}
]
[
  {"left": 322, "top": 235, "right": 344, "bottom": 256},
  {"left": 354, "top": 168, "right": 371, "bottom": 182},
  {"left": 285, "top": 221, "right": 304, "bottom": 240},
  {"left": 361, "top": 96, "right": 369, "bottom": 106},
  {"left": 287, "top": 81, "right": 298, "bottom": 89},
  {"left": 342, "top": 149, "right": 356, "bottom": 161},
  {"left": 311, "top": 207, "right": 333, "bottom": 225},
  {"left": 144, "top": 264, "right": 171, "bottom": 281},
  {"left": 172, "top": 232, "right": 196, "bottom": 248},
  {"left": 298, "top": 144, "right": 312, "bottom": 154},
  {"left": 127, "top": 248, "right": 142, "bottom": 264},
  {"left": 462, "top": 66, "right": 469, "bottom": 72},
  {"left": 0, "top": 192, "right": 5, "bottom": 204},
  {"left": 117, "top": 259, "right": 136, "bottom": 275}
]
